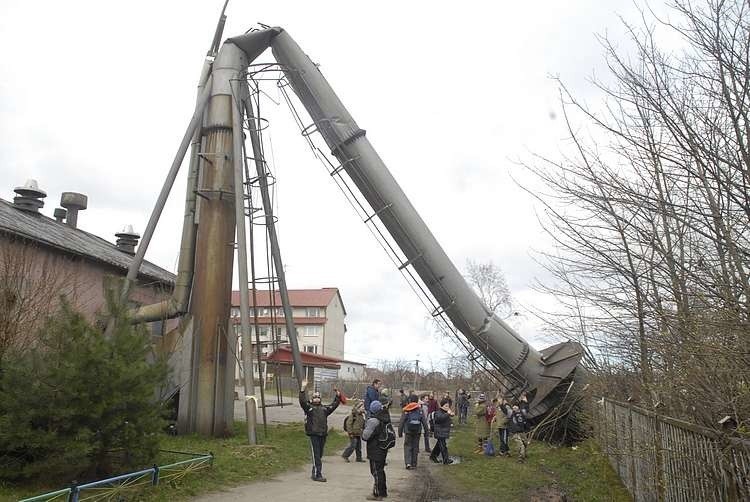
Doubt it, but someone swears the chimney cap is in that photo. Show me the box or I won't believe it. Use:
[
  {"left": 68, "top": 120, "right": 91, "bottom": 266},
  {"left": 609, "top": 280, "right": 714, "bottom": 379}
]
[
  {"left": 60, "top": 192, "right": 88, "bottom": 210},
  {"left": 14, "top": 179, "right": 47, "bottom": 199},
  {"left": 115, "top": 224, "right": 140, "bottom": 238}
]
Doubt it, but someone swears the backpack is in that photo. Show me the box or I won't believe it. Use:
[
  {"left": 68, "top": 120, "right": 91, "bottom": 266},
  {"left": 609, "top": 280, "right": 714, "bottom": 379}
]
[
  {"left": 483, "top": 439, "right": 496, "bottom": 456},
  {"left": 378, "top": 421, "right": 396, "bottom": 450},
  {"left": 511, "top": 410, "right": 527, "bottom": 430},
  {"left": 485, "top": 405, "right": 496, "bottom": 424},
  {"left": 405, "top": 410, "right": 422, "bottom": 434}
]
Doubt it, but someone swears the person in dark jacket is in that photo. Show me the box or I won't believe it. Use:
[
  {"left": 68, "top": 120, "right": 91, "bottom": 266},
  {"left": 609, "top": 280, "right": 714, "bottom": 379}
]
[
  {"left": 420, "top": 394, "right": 431, "bottom": 451},
  {"left": 398, "top": 394, "right": 429, "bottom": 469},
  {"left": 298, "top": 379, "right": 340, "bottom": 481},
  {"left": 442, "top": 391, "right": 453, "bottom": 412},
  {"left": 342, "top": 402, "right": 366, "bottom": 462},
  {"left": 362, "top": 400, "right": 391, "bottom": 500},
  {"left": 429, "top": 398, "right": 455, "bottom": 464},
  {"left": 364, "top": 379, "right": 382, "bottom": 418},
  {"left": 456, "top": 389, "right": 470, "bottom": 425},
  {"left": 504, "top": 393, "right": 530, "bottom": 462}
]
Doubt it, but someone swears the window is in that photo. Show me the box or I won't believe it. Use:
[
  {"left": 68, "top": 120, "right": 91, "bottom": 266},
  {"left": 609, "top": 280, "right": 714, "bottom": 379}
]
[
  {"left": 300, "top": 325, "right": 322, "bottom": 337},
  {"left": 305, "top": 307, "right": 322, "bottom": 317},
  {"left": 230, "top": 307, "right": 240, "bottom": 318},
  {"left": 303, "top": 345, "right": 318, "bottom": 354}
]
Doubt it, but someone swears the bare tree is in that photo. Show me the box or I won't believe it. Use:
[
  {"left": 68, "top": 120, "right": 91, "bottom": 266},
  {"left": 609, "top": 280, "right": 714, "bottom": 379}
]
[
  {"left": 465, "top": 259, "right": 513, "bottom": 317},
  {"left": 0, "top": 237, "right": 77, "bottom": 363},
  {"left": 523, "top": 0, "right": 750, "bottom": 431}
]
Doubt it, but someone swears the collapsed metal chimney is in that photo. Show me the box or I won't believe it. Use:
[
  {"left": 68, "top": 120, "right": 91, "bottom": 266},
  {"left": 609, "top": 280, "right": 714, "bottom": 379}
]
[
  {"left": 115, "top": 225, "right": 140, "bottom": 254},
  {"left": 13, "top": 179, "right": 46, "bottom": 213},
  {"left": 60, "top": 192, "right": 87, "bottom": 229}
]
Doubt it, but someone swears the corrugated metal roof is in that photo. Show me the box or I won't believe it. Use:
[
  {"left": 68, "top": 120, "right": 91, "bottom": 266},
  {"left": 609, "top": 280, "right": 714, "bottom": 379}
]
[{"left": 0, "top": 198, "right": 175, "bottom": 285}]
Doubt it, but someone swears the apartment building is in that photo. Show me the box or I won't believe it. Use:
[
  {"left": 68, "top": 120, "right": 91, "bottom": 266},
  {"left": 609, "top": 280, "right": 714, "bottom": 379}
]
[{"left": 230, "top": 288, "right": 347, "bottom": 362}]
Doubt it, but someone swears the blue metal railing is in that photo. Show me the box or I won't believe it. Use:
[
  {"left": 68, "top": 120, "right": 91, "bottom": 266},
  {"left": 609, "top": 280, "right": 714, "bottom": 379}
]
[{"left": 18, "top": 450, "right": 213, "bottom": 502}]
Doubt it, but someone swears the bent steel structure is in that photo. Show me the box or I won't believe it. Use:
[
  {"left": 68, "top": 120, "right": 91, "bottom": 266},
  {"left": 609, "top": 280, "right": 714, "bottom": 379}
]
[{"left": 121, "top": 25, "right": 584, "bottom": 435}]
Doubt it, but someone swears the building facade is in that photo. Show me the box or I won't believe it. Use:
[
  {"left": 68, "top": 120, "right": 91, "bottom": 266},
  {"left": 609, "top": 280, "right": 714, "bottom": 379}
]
[
  {"left": 0, "top": 196, "right": 176, "bottom": 332},
  {"left": 230, "top": 288, "right": 347, "bottom": 360},
  {"left": 338, "top": 359, "right": 367, "bottom": 381}
]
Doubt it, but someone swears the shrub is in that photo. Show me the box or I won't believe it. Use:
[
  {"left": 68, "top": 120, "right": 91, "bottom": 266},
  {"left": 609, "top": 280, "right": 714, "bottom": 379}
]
[{"left": 0, "top": 299, "right": 168, "bottom": 481}]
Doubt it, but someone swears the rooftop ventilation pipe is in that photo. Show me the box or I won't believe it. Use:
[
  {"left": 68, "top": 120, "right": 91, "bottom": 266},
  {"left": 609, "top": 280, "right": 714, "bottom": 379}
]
[
  {"left": 53, "top": 207, "right": 67, "bottom": 222},
  {"left": 60, "top": 192, "right": 87, "bottom": 229},
  {"left": 115, "top": 225, "right": 140, "bottom": 254},
  {"left": 13, "top": 179, "right": 46, "bottom": 213}
]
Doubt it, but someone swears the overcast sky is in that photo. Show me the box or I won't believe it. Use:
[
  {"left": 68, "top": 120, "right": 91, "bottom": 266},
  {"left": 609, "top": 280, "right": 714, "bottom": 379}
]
[{"left": 0, "top": 0, "right": 648, "bottom": 370}]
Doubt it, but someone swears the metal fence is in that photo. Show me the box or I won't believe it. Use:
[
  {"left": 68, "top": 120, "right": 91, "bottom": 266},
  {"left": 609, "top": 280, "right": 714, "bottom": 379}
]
[
  {"left": 593, "top": 398, "right": 750, "bottom": 501},
  {"left": 18, "top": 450, "right": 213, "bottom": 502}
]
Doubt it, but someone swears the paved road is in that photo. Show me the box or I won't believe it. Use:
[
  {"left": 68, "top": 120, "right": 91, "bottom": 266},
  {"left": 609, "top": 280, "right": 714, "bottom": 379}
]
[{"left": 201, "top": 399, "right": 431, "bottom": 501}]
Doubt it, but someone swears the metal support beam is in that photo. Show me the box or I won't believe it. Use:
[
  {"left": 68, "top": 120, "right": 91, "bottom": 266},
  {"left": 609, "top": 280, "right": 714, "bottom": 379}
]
[
  {"left": 231, "top": 75, "right": 257, "bottom": 444},
  {"left": 244, "top": 98, "right": 305, "bottom": 387},
  {"left": 116, "top": 74, "right": 213, "bottom": 306}
]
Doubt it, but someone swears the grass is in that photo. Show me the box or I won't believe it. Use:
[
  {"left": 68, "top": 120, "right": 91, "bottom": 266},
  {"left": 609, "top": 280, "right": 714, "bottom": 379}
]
[
  {"left": 0, "top": 422, "right": 348, "bottom": 502},
  {"left": 438, "top": 420, "right": 631, "bottom": 501}
]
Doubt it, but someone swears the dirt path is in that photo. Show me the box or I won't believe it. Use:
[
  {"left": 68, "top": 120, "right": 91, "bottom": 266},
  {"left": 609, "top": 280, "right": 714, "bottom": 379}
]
[{"left": 199, "top": 404, "right": 435, "bottom": 501}]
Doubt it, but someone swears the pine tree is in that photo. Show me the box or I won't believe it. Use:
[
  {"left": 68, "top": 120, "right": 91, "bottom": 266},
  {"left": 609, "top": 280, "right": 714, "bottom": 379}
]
[{"left": 0, "top": 297, "right": 168, "bottom": 481}]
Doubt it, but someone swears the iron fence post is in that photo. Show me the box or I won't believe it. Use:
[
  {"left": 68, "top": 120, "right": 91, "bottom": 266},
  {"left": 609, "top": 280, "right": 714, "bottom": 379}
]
[{"left": 69, "top": 482, "right": 79, "bottom": 502}]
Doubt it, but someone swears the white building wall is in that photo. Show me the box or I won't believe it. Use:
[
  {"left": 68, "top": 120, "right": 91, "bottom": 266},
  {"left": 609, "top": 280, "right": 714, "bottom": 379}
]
[
  {"left": 322, "top": 293, "right": 346, "bottom": 359},
  {"left": 338, "top": 361, "right": 366, "bottom": 381}
]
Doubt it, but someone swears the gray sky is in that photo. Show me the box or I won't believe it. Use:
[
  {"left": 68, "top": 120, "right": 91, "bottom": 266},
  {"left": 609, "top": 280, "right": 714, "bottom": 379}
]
[{"left": 0, "top": 0, "right": 644, "bottom": 369}]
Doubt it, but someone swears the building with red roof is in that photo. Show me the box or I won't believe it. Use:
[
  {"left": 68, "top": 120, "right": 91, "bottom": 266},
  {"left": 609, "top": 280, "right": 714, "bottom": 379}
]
[{"left": 231, "top": 288, "right": 347, "bottom": 382}]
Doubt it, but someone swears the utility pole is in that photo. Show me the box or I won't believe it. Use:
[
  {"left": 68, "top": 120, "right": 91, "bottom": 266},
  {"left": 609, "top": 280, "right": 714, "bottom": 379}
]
[{"left": 414, "top": 359, "right": 420, "bottom": 390}]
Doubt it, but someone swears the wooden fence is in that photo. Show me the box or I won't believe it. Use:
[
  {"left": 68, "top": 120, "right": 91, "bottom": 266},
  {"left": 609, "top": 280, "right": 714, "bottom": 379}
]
[{"left": 593, "top": 398, "right": 750, "bottom": 501}]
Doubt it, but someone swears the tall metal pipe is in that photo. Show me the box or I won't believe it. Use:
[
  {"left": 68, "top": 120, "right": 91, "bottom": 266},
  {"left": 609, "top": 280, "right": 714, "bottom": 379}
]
[
  {"left": 231, "top": 74, "right": 258, "bottom": 444},
  {"left": 189, "top": 42, "right": 248, "bottom": 436},
  {"left": 128, "top": 3, "right": 232, "bottom": 324}
]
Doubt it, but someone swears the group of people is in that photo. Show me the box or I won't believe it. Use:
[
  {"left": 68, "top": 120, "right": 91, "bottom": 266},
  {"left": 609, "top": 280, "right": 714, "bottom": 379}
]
[
  {"left": 298, "top": 378, "right": 532, "bottom": 501},
  {"left": 469, "top": 390, "right": 531, "bottom": 461}
]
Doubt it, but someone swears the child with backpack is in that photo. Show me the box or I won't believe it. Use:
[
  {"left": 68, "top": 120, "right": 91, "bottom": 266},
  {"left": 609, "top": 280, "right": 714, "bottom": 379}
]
[
  {"left": 342, "top": 402, "right": 366, "bottom": 462},
  {"left": 362, "top": 400, "right": 394, "bottom": 500},
  {"left": 398, "top": 394, "right": 429, "bottom": 469},
  {"left": 505, "top": 393, "right": 531, "bottom": 462}
]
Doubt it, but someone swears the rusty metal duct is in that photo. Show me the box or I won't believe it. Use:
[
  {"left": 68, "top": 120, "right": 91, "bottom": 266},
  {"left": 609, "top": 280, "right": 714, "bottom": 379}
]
[
  {"left": 60, "top": 192, "right": 87, "bottom": 229},
  {"left": 13, "top": 179, "right": 46, "bottom": 213}
]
